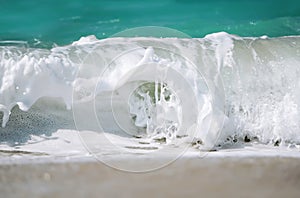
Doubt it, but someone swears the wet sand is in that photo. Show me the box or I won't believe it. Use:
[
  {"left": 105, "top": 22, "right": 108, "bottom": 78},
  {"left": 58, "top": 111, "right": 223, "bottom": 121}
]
[{"left": 1, "top": 157, "right": 300, "bottom": 198}]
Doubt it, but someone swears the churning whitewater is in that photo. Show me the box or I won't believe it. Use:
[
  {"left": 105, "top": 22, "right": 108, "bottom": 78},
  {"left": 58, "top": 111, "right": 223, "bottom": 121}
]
[{"left": 0, "top": 32, "right": 300, "bottom": 149}]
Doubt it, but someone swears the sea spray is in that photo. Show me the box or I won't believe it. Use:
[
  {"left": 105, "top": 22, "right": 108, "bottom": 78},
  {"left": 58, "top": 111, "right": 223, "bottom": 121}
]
[{"left": 1, "top": 33, "right": 300, "bottom": 148}]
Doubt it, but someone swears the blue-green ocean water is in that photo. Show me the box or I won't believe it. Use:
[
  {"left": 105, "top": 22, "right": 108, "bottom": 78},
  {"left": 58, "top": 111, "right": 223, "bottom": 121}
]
[{"left": 0, "top": 0, "right": 300, "bottom": 46}]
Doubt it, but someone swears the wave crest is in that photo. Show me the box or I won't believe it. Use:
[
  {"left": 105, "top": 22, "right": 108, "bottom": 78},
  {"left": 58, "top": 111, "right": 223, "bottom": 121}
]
[{"left": 1, "top": 33, "right": 300, "bottom": 148}]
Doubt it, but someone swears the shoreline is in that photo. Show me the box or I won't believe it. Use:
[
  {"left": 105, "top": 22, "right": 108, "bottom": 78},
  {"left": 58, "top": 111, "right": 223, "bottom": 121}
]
[{"left": 1, "top": 156, "right": 300, "bottom": 198}]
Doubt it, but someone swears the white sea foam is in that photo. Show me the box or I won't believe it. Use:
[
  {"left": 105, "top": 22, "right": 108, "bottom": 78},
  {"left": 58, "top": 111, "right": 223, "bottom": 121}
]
[{"left": 1, "top": 33, "right": 300, "bottom": 150}]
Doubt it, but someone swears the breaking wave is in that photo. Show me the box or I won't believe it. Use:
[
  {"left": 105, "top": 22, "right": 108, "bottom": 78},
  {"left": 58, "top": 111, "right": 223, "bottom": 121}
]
[{"left": 1, "top": 32, "right": 300, "bottom": 149}]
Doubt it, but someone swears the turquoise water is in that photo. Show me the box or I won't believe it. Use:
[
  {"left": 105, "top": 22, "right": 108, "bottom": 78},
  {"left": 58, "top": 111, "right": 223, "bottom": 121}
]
[{"left": 0, "top": 0, "right": 300, "bottom": 46}]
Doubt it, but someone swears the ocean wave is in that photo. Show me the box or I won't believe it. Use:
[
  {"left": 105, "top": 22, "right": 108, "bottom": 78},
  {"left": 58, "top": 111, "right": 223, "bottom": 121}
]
[{"left": 1, "top": 32, "right": 300, "bottom": 149}]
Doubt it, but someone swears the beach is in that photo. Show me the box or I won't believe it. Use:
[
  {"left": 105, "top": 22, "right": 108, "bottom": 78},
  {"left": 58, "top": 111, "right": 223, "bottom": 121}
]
[{"left": 1, "top": 156, "right": 300, "bottom": 198}]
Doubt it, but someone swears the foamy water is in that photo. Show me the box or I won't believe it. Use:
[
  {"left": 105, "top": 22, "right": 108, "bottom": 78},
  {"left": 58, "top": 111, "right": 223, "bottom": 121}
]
[{"left": 1, "top": 33, "right": 300, "bottom": 162}]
